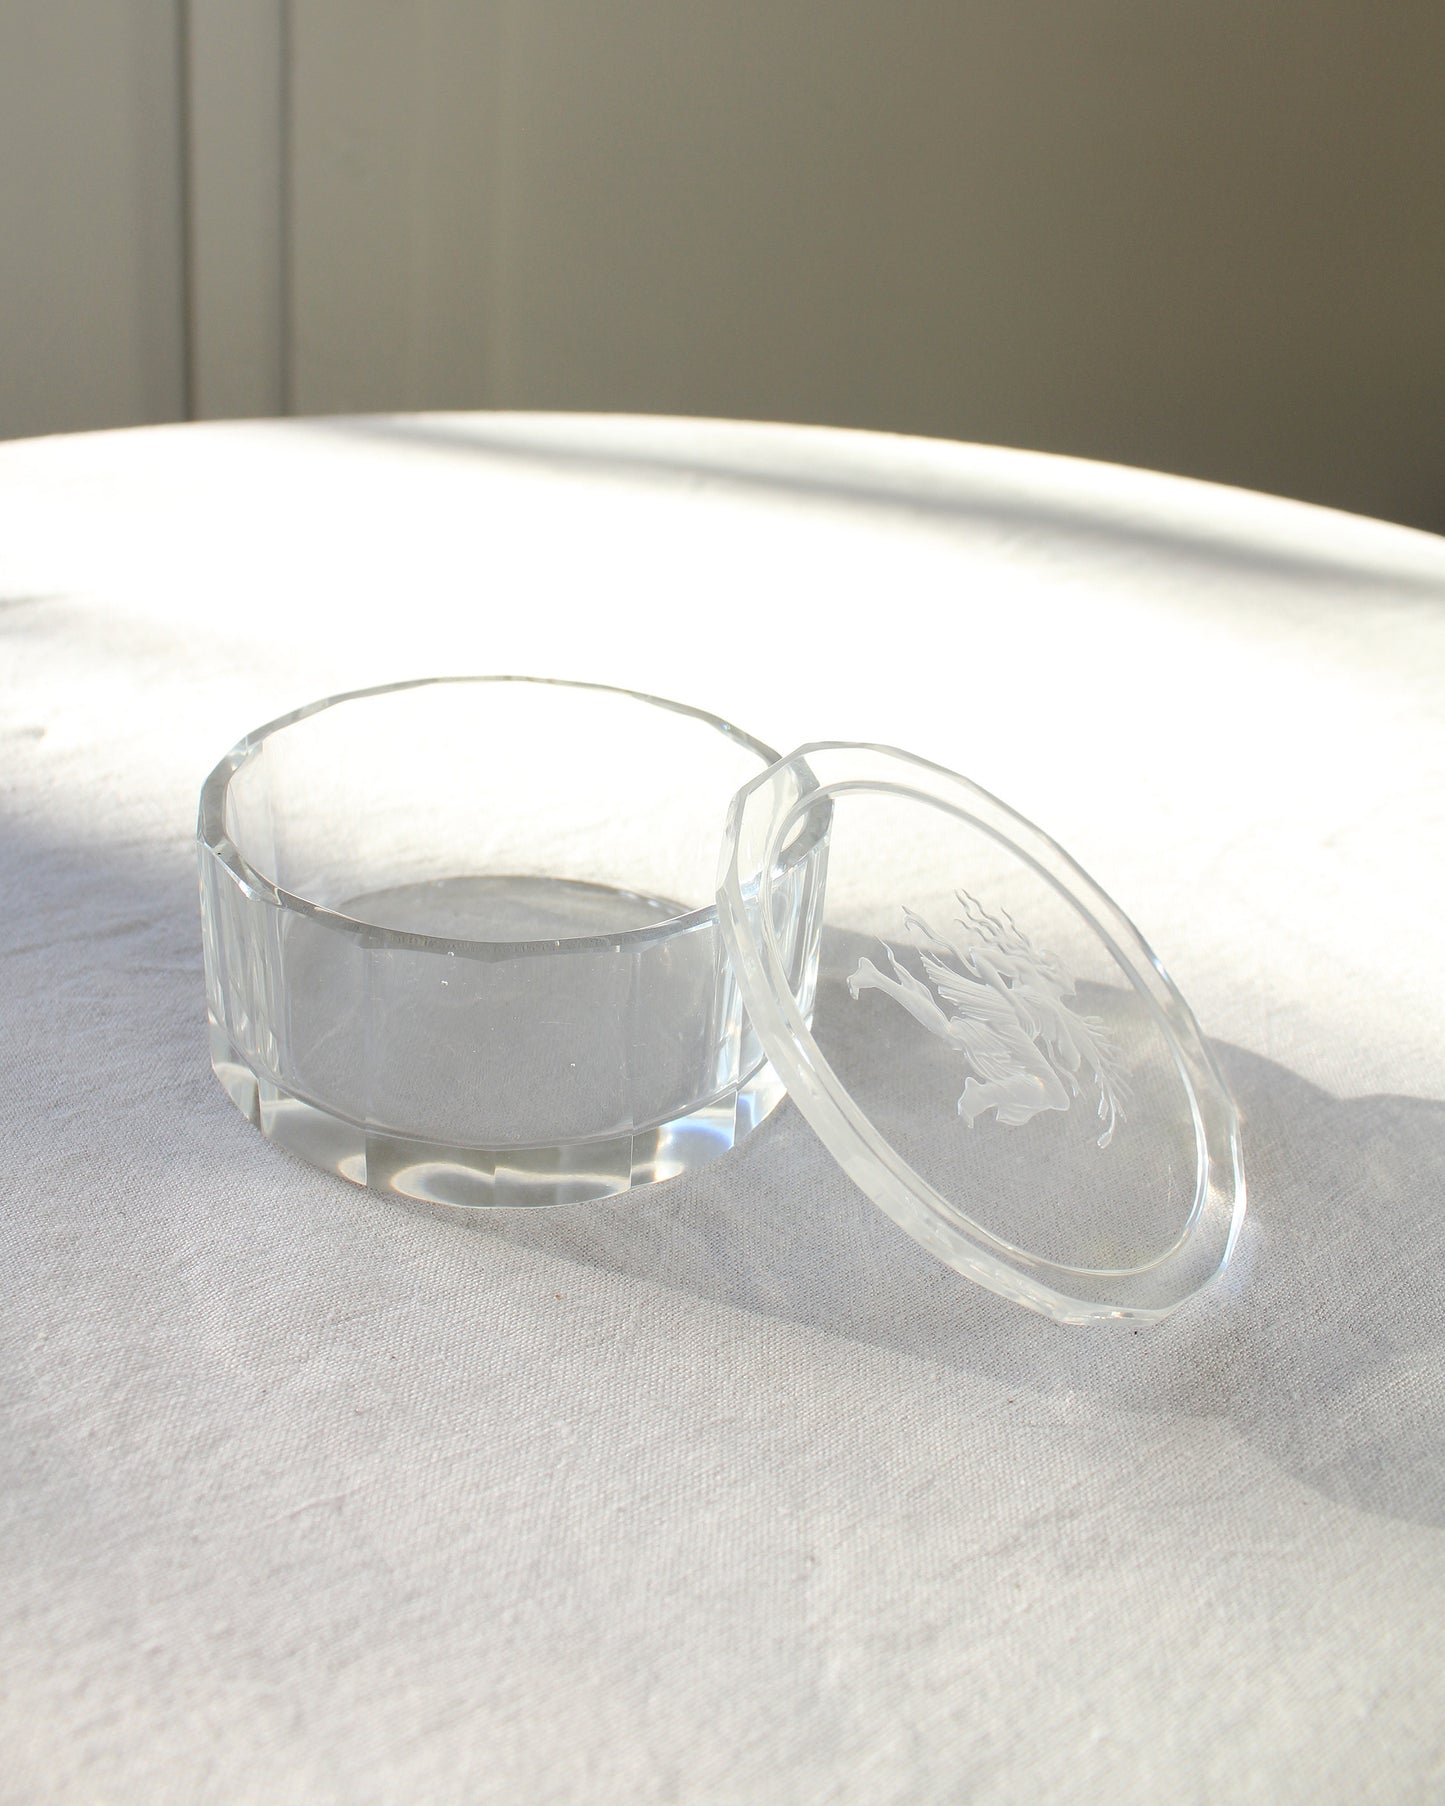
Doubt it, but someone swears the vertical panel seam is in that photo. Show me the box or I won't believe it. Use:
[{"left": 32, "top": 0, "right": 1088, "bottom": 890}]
[
  {"left": 279, "top": 0, "right": 294, "bottom": 414},
  {"left": 177, "top": 0, "right": 197, "bottom": 420}
]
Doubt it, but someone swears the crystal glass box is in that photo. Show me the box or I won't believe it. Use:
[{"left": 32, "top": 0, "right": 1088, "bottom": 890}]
[
  {"left": 199, "top": 677, "right": 1244, "bottom": 1323},
  {"left": 199, "top": 678, "right": 826, "bottom": 1209}
]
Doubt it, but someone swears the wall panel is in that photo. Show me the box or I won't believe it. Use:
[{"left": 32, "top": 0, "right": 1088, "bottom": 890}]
[
  {"left": 185, "top": 0, "right": 287, "bottom": 420},
  {"left": 0, "top": 2, "right": 186, "bottom": 440},
  {"left": 3, "top": 3, "right": 1441, "bottom": 530},
  {"left": 287, "top": 0, "right": 505, "bottom": 416}
]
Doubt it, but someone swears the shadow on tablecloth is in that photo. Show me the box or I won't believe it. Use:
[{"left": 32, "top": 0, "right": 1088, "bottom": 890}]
[
  {"left": 3, "top": 739, "right": 1439, "bottom": 1534},
  {"left": 465, "top": 1043, "right": 1445, "bottom": 1532}
]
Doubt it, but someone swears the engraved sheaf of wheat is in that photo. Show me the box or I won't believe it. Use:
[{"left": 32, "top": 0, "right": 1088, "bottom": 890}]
[{"left": 846, "top": 890, "right": 1129, "bottom": 1148}]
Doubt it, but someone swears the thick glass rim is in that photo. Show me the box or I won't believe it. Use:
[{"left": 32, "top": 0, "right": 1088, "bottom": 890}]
[{"left": 197, "top": 674, "right": 791, "bottom": 956}]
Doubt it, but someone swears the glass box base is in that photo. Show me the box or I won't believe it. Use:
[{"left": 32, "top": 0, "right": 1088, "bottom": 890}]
[{"left": 208, "top": 1019, "right": 786, "bottom": 1209}]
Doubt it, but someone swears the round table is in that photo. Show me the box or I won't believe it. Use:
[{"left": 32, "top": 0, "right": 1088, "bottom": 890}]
[{"left": 3, "top": 415, "right": 1443, "bottom": 1802}]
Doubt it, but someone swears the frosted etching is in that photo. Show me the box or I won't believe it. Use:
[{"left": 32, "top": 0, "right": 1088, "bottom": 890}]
[{"left": 846, "top": 892, "right": 1129, "bottom": 1147}]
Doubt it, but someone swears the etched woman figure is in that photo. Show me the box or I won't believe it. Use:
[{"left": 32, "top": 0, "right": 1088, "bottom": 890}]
[{"left": 846, "top": 894, "right": 1127, "bottom": 1148}]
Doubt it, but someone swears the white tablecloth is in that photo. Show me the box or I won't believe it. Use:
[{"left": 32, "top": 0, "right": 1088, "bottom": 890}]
[{"left": 3, "top": 415, "right": 1443, "bottom": 1804}]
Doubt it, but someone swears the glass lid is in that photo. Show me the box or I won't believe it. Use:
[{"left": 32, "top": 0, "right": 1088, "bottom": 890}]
[{"left": 717, "top": 745, "right": 1245, "bottom": 1324}]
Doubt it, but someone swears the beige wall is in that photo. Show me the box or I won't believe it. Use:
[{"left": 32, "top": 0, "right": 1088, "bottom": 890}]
[
  {"left": 3, "top": 2, "right": 1442, "bottom": 531},
  {"left": 0, "top": 1, "right": 186, "bottom": 440}
]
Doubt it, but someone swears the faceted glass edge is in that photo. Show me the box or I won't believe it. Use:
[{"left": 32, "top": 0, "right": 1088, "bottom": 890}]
[
  {"left": 198, "top": 673, "right": 795, "bottom": 957},
  {"left": 197, "top": 675, "right": 813, "bottom": 1206},
  {"left": 717, "top": 742, "right": 1247, "bottom": 1326}
]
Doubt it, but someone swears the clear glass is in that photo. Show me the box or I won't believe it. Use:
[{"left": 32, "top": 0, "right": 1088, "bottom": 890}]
[
  {"left": 719, "top": 744, "right": 1246, "bottom": 1324},
  {"left": 198, "top": 678, "right": 826, "bottom": 1207}
]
